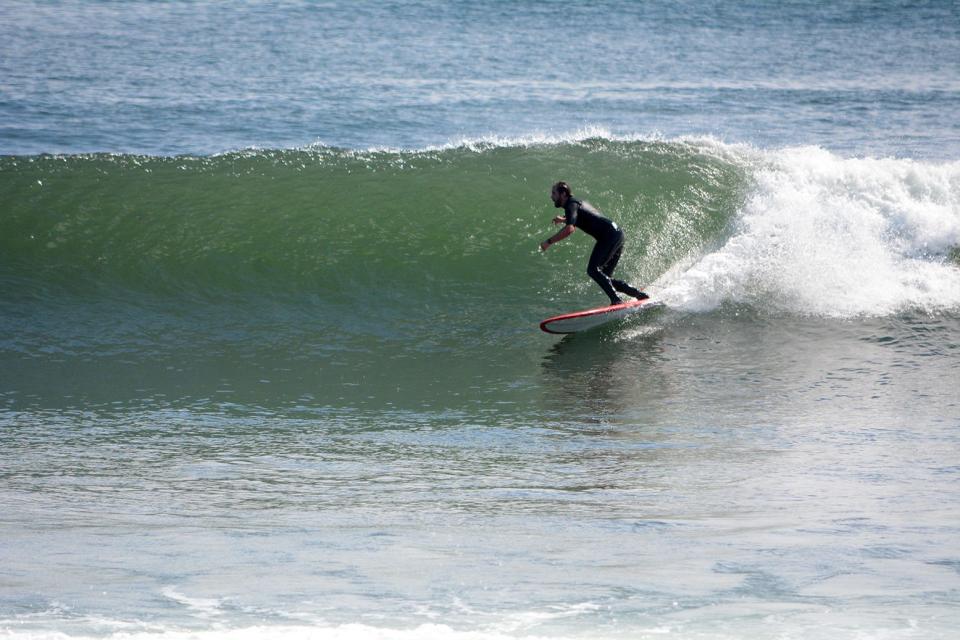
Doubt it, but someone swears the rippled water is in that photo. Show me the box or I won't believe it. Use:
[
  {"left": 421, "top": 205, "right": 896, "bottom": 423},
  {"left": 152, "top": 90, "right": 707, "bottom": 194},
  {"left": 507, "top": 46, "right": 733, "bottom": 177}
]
[{"left": 2, "top": 1, "right": 959, "bottom": 639}]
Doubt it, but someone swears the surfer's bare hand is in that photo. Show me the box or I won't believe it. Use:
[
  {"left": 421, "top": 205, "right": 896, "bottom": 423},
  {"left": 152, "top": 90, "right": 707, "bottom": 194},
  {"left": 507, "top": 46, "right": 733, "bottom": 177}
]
[{"left": 539, "top": 241, "right": 550, "bottom": 252}]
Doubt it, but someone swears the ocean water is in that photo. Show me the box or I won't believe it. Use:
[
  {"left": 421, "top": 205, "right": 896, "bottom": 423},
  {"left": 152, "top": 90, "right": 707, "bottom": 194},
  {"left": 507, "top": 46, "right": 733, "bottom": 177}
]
[{"left": 2, "top": 2, "right": 960, "bottom": 640}]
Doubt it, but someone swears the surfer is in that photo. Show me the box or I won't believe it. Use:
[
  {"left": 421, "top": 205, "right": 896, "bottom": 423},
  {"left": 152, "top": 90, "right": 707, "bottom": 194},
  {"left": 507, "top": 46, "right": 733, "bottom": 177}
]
[{"left": 540, "top": 181, "right": 649, "bottom": 305}]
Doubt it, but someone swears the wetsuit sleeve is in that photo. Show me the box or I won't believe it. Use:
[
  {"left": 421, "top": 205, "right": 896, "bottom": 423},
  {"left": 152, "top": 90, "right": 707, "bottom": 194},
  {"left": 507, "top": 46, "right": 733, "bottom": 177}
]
[{"left": 564, "top": 200, "right": 580, "bottom": 227}]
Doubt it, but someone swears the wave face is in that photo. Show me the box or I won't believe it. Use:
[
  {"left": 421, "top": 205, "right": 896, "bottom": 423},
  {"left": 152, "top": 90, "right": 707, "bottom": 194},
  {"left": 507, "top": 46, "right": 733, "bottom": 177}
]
[
  {"left": 3, "top": 138, "right": 958, "bottom": 327},
  {"left": 0, "top": 139, "right": 742, "bottom": 327}
]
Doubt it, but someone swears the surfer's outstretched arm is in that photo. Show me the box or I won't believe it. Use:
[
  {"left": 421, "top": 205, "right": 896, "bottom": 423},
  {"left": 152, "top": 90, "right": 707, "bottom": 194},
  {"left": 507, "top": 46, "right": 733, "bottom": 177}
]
[{"left": 540, "top": 224, "right": 575, "bottom": 252}]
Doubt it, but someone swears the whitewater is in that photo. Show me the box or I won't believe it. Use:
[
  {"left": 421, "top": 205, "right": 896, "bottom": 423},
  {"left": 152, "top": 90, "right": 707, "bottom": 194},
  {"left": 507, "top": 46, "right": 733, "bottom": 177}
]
[{"left": 660, "top": 143, "right": 960, "bottom": 316}]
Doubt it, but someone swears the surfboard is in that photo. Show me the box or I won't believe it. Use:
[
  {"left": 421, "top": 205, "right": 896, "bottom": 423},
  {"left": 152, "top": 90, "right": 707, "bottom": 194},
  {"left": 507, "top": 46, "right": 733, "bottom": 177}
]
[{"left": 539, "top": 298, "right": 661, "bottom": 334}]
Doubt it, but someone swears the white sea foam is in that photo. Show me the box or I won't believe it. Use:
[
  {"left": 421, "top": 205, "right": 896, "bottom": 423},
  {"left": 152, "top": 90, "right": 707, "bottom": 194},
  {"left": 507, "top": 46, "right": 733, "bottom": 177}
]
[
  {"left": 1, "top": 619, "right": 942, "bottom": 640},
  {"left": 661, "top": 146, "right": 960, "bottom": 317},
  {"left": 160, "top": 588, "right": 226, "bottom": 619}
]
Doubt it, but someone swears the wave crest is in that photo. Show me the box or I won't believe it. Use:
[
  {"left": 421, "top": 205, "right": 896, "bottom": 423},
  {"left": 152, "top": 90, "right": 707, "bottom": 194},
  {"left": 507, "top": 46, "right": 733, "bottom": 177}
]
[
  {"left": 2, "top": 139, "right": 957, "bottom": 319},
  {"left": 661, "top": 146, "right": 960, "bottom": 316}
]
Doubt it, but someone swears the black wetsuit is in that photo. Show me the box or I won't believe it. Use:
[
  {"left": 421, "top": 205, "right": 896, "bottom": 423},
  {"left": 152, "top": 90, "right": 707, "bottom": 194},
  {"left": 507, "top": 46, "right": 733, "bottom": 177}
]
[{"left": 563, "top": 198, "right": 644, "bottom": 304}]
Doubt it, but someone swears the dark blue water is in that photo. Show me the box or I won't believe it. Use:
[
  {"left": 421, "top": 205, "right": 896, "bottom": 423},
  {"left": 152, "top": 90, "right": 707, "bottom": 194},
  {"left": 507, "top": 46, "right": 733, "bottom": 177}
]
[{"left": 2, "top": 0, "right": 959, "bottom": 157}]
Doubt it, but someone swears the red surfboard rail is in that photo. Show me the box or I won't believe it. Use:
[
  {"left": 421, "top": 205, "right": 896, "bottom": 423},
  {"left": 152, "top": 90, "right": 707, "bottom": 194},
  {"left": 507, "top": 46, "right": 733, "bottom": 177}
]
[{"left": 539, "top": 298, "right": 657, "bottom": 334}]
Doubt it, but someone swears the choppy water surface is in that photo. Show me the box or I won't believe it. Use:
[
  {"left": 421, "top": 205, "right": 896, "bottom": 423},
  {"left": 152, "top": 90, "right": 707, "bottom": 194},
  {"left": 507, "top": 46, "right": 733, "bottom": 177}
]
[{"left": 2, "top": 2, "right": 960, "bottom": 639}]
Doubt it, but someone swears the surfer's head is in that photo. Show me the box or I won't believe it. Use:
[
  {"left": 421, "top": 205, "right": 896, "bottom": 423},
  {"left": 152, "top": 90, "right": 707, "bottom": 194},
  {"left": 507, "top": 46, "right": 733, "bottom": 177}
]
[{"left": 551, "top": 181, "right": 571, "bottom": 208}]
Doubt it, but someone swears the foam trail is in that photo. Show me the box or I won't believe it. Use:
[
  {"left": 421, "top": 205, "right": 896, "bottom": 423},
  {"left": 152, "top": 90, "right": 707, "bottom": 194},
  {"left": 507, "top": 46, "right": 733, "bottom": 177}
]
[{"left": 662, "top": 147, "right": 960, "bottom": 317}]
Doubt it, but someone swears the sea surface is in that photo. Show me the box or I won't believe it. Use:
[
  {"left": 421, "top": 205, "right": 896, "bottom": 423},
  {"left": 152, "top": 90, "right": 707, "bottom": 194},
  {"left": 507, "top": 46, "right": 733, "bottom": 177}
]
[{"left": 2, "top": 2, "right": 960, "bottom": 639}]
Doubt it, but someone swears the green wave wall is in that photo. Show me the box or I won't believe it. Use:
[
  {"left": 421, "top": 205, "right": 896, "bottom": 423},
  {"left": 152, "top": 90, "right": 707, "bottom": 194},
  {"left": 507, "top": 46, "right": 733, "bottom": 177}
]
[{"left": 1, "top": 140, "right": 748, "bottom": 312}]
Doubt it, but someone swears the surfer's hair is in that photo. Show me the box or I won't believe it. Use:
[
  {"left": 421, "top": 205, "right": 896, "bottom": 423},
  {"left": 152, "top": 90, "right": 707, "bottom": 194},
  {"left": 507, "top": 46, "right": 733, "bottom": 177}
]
[{"left": 552, "top": 181, "right": 572, "bottom": 197}]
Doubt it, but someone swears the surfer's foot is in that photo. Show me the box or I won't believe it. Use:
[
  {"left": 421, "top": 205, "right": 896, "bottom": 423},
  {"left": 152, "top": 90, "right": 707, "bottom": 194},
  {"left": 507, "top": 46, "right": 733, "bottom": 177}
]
[
  {"left": 609, "top": 297, "right": 623, "bottom": 306},
  {"left": 616, "top": 282, "right": 648, "bottom": 300}
]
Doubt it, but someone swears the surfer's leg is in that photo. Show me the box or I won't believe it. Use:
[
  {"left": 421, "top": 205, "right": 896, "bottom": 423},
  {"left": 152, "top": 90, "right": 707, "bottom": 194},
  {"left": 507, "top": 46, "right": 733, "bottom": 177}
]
[
  {"left": 602, "top": 236, "right": 648, "bottom": 300},
  {"left": 587, "top": 239, "right": 623, "bottom": 305},
  {"left": 600, "top": 244, "right": 623, "bottom": 276},
  {"left": 611, "top": 277, "right": 648, "bottom": 300},
  {"left": 613, "top": 281, "right": 649, "bottom": 299}
]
